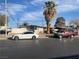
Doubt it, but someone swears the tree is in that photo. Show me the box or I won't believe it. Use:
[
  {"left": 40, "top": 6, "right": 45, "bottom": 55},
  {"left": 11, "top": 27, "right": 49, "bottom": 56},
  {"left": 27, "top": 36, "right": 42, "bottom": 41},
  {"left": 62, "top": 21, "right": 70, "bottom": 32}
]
[
  {"left": 0, "top": 15, "right": 6, "bottom": 26},
  {"left": 19, "top": 22, "right": 29, "bottom": 28},
  {"left": 43, "top": 1, "right": 56, "bottom": 34},
  {"left": 70, "top": 18, "right": 79, "bottom": 28},
  {"left": 54, "top": 17, "right": 65, "bottom": 29}
]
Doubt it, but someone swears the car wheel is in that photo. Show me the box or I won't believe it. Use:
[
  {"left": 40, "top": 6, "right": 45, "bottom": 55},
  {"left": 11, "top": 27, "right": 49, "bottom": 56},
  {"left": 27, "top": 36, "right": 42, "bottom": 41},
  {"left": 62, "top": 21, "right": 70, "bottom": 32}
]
[
  {"left": 14, "top": 36, "right": 19, "bottom": 40},
  {"left": 59, "top": 35, "right": 62, "bottom": 39},
  {"left": 70, "top": 35, "right": 74, "bottom": 38},
  {"left": 32, "top": 36, "right": 36, "bottom": 40}
]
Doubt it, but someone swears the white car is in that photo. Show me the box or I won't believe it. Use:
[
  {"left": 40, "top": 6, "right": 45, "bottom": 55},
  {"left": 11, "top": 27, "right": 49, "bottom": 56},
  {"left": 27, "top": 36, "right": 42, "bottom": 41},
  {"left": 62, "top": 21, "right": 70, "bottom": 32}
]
[{"left": 12, "top": 31, "right": 39, "bottom": 40}]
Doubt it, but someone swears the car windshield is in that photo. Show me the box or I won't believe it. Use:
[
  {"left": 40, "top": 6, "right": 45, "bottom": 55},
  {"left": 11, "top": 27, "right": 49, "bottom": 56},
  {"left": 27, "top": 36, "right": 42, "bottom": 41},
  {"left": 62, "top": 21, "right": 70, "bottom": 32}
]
[{"left": 1, "top": 0, "right": 79, "bottom": 59}]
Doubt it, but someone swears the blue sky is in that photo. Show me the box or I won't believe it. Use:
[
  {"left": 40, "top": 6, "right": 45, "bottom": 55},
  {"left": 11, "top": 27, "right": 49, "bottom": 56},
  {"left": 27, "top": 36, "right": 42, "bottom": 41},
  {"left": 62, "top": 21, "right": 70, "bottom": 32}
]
[{"left": 0, "top": 0, "right": 79, "bottom": 28}]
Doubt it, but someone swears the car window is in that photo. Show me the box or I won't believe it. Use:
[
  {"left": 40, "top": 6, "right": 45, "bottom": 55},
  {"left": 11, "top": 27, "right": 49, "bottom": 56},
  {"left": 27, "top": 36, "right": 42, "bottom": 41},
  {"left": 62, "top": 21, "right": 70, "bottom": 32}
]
[{"left": 23, "top": 32, "right": 34, "bottom": 34}]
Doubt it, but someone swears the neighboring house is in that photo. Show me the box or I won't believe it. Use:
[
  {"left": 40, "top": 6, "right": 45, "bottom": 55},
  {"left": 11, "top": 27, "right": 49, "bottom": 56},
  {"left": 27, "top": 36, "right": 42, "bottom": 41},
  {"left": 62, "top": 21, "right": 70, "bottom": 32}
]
[
  {"left": 26, "top": 25, "right": 44, "bottom": 34},
  {"left": 35, "top": 26, "right": 44, "bottom": 34},
  {"left": 0, "top": 26, "right": 6, "bottom": 40},
  {"left": 9, "top": 25, "right": 45, "bottom": 35},
  {"left": 0, "top": 26, "right": 6, "bottom": 34},
  {"left": 0, "top": 26, "right": 6, "bottom": 30},
  {"left": 10, "top": 28, "right": 28, "bottom": 34},
  {"left": 8, "top": 25, "right": 54, "bottom": 38}
]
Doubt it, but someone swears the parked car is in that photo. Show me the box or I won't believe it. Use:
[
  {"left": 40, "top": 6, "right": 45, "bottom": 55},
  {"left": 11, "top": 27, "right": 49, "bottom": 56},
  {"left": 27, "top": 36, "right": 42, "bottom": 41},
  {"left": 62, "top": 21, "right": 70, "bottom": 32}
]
[
  {"left": 53, "top": 29, "right": 78, "bottom": 38},
  {"left": 12, "top": 31, "right": 39, "bottom": 40},
  {"left": 72, "top": 31, "right": 78, "bottom": 36}
]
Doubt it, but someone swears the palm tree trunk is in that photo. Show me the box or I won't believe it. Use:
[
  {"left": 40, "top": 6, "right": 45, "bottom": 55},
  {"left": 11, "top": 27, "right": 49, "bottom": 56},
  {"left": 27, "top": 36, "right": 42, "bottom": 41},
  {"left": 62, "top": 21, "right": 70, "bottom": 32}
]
[{"left": 46, "top": 21, "right": 50, "bottom": 34}]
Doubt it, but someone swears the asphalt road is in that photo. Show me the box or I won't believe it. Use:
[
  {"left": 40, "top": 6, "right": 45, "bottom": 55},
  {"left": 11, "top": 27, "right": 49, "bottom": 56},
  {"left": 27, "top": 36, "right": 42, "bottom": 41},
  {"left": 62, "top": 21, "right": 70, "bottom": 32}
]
[{"left": 0, "top": 37, "right": 79, "bottom": 59}]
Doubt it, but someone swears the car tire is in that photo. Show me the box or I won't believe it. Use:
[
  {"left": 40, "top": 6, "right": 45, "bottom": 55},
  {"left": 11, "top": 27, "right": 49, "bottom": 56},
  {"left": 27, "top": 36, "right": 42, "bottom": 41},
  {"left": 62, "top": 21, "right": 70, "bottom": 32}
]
[
  {"left": 14, "top": 36, "right": 19, "bottom": 40},
  {"left": 70, "top": 35, "right": 74, "bottom": 38},
  {"left": 59, "top": 35, "right": 62, "bottom": 39},
  {"left": 32, "top": 36, "right": 36, "bottom": 40}
]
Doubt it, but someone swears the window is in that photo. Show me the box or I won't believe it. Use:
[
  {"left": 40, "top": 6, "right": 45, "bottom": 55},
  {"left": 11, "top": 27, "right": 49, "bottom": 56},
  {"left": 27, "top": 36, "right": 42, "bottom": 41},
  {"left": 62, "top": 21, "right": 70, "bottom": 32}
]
[
  {"left": 0, "top": 30, "right": 5, "bottom": 34},
  {"left": 23, "top": 32, "right": 34, "bottom": 34}
]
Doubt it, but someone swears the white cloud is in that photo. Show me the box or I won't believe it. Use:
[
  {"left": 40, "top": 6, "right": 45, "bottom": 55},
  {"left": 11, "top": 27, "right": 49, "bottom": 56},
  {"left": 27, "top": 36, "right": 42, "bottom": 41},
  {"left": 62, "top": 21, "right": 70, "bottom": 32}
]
[
  {"left": 57, "top": 4, "right": 78, "bottom": 13},
  {"left": 56, "top": 0, "right": 79, "bottom": 13},
  {"left": 0, "top": 3, "right": 27, "bottom": 15},
  {"left": 19, "top": 10, "right": 47, "bottom": 26},
  {"left": 7, "top": 3, "right": 27, "bottom": 15},
  {"left": 0, "top": 11, "right": 5, "bottom": 15},
  {"left": 20, "top": 11, "right": 43, "bottom": 21},
  {"left": 30, "top": 0, "right": 48, "bottom": 6},
  {"left": 0, "top": 3, "right": 5, "bottom": 15},
  {"left": 77, "top": 0, "right": 79, "bottom": 2},
  {"left": 7, "top": 0, "right": 79, "bottom": 27},
  {"left": 30, "top": 0, "right": 79, "bottom": 13}
]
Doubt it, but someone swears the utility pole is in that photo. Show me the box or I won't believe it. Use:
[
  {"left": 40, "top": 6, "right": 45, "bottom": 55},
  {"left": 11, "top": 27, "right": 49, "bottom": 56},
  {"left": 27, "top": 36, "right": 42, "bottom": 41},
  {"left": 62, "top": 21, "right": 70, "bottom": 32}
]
[{"left": 5, "top": 0, "right": 8, "bottom": 39}]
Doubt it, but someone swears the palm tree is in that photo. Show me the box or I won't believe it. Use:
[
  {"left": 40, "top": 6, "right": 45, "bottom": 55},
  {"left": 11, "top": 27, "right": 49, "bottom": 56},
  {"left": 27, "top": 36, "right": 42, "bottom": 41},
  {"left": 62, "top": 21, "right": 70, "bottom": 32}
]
[{"left": 43, "top": 1, "right": 56, "bottom": 34}]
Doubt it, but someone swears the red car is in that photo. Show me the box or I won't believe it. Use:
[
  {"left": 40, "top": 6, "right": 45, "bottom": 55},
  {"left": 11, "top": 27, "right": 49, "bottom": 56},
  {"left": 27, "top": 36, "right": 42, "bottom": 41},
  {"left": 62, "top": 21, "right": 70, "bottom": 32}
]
[
  {"left": 54, "top": 31, "right": 78, "bottom": 38},
  {"left": 60, "top": 31, "right": 74, "bottom": 37}
]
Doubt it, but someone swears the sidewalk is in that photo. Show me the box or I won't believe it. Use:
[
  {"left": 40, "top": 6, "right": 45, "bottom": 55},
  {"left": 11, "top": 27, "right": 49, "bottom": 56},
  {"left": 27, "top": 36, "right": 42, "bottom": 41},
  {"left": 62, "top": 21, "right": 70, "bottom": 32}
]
[
  {"left": 0, "top": 35, "right": 6, "bottom": 40},
  {"left": 38, "top": 33, "right": 48, "bottom": 38},
  {"left": 74, "top": 35, "right": 79, "bottom": 38}
]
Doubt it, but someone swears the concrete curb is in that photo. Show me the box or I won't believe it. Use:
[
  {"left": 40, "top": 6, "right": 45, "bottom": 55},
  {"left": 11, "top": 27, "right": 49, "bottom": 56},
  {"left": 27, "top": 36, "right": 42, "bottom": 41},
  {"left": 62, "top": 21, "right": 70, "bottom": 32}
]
[
  {"left": 74, "top": 36, "right": 79, "bottom": 38},
  {"left": 38, "top": 37, "right": 48, "bottom": 39},
  {"left": 0, "top": 38, "right": 7, "bottom": 40}
]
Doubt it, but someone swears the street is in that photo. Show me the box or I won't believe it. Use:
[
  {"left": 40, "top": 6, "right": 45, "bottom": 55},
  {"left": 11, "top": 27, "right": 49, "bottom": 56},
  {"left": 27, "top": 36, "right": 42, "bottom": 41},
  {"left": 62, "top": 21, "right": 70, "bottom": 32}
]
[{"left": 0, "top": 37, "right": 79, "bottom": 59}]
